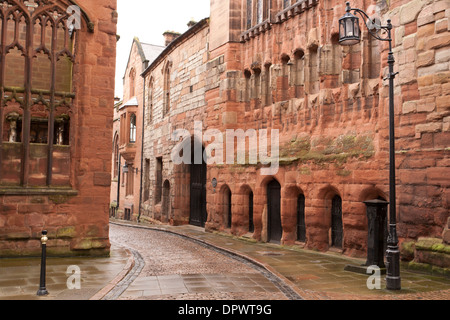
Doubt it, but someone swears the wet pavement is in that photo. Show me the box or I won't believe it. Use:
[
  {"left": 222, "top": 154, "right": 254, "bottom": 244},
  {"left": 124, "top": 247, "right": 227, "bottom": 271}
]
[
  {"left": 108, "top": 223, "right": 291, "bottom": 300},
  {"left": 0, "top": 244, "right": 130, "bottom": 300},
  {"left": 109, "top": 220, "right": 450, "bottom": 300},
  {"left": 0, "top": 220, "right": 449, "bottom": 300}
]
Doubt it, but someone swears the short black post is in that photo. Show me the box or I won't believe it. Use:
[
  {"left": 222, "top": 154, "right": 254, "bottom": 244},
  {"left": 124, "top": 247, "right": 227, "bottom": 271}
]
[
  {"left": 364, "top": 199, "right": 389, "bottom": 270},
  {"left": 37, "top": 230, "right": 49, "bottom": 296}
]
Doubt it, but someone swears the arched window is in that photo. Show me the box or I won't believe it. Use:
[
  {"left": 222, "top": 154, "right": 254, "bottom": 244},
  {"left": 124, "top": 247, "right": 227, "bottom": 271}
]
[
  {"left": 148, "top": 77, "right": 154, "bottom": 123},
  {"left": 281, "top": 54, "right": 290, "bottom": 101},
  {"left": 129, "top": 114, "right": 136, "bottom": 143},
  {"left": 163, "top": 63, "right": 171, "bottom": 117},
  {"left": 129, "top": 68, "right": 136, "bottom": 97},
  {"left": 246, "top": 0, "right": 252, "bottom": 29},
  {"left": 253, "top": 68, "right": 261, "bottom": 109},
  {"left": 293, "top": 49, "right": 305, "bottom": 98},
  {"left": 264, "top": 63, "right": 272, "bottom": 106},
  {"left": 257, "top": 0, "right": 263, "bottom": 24},
  {"left": 0, "top": 0, "right": 84, "bottom": 187},
  {"left": 308, "top": 45, "right": 319, "bottom": 94}
]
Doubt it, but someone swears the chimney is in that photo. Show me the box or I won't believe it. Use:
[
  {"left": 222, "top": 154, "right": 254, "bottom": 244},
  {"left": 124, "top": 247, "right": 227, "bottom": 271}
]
[
  {"left": 163, "top": 31, "right": 181, "bottom": 46},
  {"left": 187, "top": 19, "right": 197, "bottom": 28}
]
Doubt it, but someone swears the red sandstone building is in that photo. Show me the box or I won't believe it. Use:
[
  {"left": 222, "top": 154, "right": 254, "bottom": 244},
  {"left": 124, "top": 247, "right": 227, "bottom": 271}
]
[
  {"left": 115, "top": 0, "right": 449, "bottom": 269},
  {"left": 0, "top": 0, "right": 117, "bottom": 257},
  {"left": 111, "top": 37, "right": 163, "bottom": 221}
]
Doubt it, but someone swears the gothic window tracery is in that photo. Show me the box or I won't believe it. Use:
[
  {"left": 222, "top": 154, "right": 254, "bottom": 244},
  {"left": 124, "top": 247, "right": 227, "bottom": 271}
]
[
  {"left": 163, "top": 62, "right": 171, "bottom": 117},
  {"left": 0, "top": 0, "right": 91, "bottom": 187}
]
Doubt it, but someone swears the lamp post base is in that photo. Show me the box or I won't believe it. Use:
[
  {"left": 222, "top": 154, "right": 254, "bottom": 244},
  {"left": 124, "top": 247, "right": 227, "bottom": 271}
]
[
  {"left": 37, "top": 288, "right": 49, "bottom": 296},
  {"left": 386, "top": 245, "right": 401, "bottom": 290}
]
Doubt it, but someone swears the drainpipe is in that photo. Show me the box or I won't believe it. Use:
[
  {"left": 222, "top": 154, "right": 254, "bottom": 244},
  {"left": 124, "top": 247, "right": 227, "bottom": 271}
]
[
  {"left": 137, "top": 74, "right": 146, "bottom": 223},
  {"left": 116, "top": 154, "right": 121, "bottom": 218}
]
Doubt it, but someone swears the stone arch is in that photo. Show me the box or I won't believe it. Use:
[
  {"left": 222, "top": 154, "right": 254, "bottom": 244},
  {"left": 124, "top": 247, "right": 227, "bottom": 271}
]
[
  {"left": 171, "top": 134, "right": 207, "bottom": 227},
  {"left": 266, "top": 178, "right": 282, "bottom": 243},
  {"left": 236, "top": 184, "right": 254, "bottom": 236},
  {"left": 282, "top": 185, "right": 306, "bottom": 245},
  {"left": 219, "top": 184, "right": 232, "bottom": 231},
  {"left": 317, "top": 185, "right": 343, "bottom": 250},
  {"left": 359, "top": 187, "right": 388, "bottom": 202}
]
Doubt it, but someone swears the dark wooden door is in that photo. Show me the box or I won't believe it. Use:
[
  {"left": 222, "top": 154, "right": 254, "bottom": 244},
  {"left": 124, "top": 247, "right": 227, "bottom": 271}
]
[
  {"left": 190, "top": 160, "right": 207, "bottom": 227},
  {"left": 249, "top": 191, "right": 254, "bottom": 233},
  {"left": 331, "top": 195, "right": 343, "bottom": 248},
  {"left": 267, "top": 180, "right": 282, "bottom": 243},
  {"left": 297, "top": 194, "right": 306, "bottom": 242},
  {"left": 226, "top": 188, "right": 232, "bottom": 228}
]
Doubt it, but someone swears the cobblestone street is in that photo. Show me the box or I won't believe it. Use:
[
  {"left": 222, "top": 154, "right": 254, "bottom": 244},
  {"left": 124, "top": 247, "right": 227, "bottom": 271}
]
[{"left": 108, "top": 224, "right": 291, "bottom": 300}]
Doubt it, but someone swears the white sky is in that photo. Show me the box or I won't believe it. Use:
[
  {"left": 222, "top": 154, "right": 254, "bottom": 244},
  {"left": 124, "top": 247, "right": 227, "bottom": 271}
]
[{"left": 114, "top": 0, "right": 211, "bottom": 99}]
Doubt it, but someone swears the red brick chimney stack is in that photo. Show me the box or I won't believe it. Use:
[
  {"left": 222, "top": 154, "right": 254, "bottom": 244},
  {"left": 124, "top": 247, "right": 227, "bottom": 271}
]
[{"left": 163, "top": 31, "right": 181, "bottom": 46}]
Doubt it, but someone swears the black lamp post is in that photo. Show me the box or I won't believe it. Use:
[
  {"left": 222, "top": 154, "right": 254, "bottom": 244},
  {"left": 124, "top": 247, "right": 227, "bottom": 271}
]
[
  {"left": 339, "top": 2, "right": 401, "bottom": 290},
  {"left": 37, "top": 230, "right": 49, "bottom": 296}
]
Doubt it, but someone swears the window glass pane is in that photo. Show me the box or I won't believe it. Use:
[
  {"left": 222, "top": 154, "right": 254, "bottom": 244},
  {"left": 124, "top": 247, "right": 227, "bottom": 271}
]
[
  {"left": 130, "top": 114, "right": 136, "bottom": 143},
  {"left": 247, "top": 0, "right": 252, "bottom": 29}
]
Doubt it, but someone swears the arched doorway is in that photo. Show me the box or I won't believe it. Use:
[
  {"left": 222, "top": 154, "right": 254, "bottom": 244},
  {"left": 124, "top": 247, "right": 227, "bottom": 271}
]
[
  {"left": 189, "top": 143, "right": 207, "bottom": 227},
  {"left": 267, "top": 180, "right": 282, "bottom": 243},
  {"left": 162, "top": 180, "right": 171, "bottom": 223},
  {"left": 222, "top": 185, "right": 232, "bottom": 228},
  {"left": 249, "top": 191, "right": 254, "bottom": 233},
  {"left": 297, "top": 194, "right": 306, "bottom": 242},
  {"left": 331, "top": 195, "right": 343, "bottom": 248}
]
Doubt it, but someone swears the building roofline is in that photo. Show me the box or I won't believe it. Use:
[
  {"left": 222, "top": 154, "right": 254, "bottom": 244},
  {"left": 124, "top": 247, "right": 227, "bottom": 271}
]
[
  {"left": 141, "top": 17, "right": 210, "bottom": 77},
  {"left": 123, "top": 37, "right": 165, "bottom": 80}
]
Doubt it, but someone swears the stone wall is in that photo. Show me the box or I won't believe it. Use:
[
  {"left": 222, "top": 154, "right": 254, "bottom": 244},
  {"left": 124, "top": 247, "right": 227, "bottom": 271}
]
[
  {"left": 204, "top": 0, "right": 449, "bottom": 259},
  {"left": 141, "top": 20, "right": 212, "bottom": 225},
  {"left": 0, "top": 0, "right": 117, "bottom": 257},
  {"left": 137, "top": 0, "right": 448, "bottom": 264}
]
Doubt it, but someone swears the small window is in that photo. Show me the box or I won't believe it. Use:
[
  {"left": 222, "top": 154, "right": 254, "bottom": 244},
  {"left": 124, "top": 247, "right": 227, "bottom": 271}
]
[
  {"left": 129, "top": 114, "right": 136, "bottom": 143},
  {"left": 246, "top": 0, "right": 252, "bottom": 29},
  {"left": 148, "top": 77, "right": 154, "bottom": 123},
  {"left": 163, "top": 63, "right": 171, "bottom": 117},
  {"left": 155, "top": 157, "right": 163, "bottom": 204}
]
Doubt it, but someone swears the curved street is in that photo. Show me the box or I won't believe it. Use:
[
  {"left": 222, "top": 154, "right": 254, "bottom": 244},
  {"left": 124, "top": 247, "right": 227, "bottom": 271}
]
[{"left": 108, "top": 223, "right": 291, "bottom": 300}]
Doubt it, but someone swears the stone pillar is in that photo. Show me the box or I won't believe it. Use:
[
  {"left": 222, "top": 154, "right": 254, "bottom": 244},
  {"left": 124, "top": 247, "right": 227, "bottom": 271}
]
[{"left": 364, "top": 199, "right": 389, "bottom": 269}]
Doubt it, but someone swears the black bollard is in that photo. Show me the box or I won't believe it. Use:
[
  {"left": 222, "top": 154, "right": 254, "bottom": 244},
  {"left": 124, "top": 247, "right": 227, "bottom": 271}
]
[{"left": 37, "top": 230, "right": 49, "bottom": 296}]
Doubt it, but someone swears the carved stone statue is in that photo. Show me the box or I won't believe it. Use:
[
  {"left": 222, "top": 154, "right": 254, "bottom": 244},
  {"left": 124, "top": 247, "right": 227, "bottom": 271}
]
[
  {"left": 57, "top": 123, "right": 64, "bottom": 145},
  {"left": 9, "top": 120, "right": 17, "bottom": 143}
]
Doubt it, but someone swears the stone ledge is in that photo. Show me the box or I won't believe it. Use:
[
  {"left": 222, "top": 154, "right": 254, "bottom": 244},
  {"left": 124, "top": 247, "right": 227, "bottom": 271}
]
[{"left": 0, "top": 187, "right": 78, "bottom": 196}]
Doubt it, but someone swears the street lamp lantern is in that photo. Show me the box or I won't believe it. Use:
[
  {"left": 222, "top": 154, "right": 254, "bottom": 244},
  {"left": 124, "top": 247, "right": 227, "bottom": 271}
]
[
  {"left": 339, "top": 3, "right": 361, "bottom": 46},
  {"left": 338, "top": 2, "right": 401, "bottom": 290},
  {"left": 122, "top": 162, "right": 129, "bottom": 174}
]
